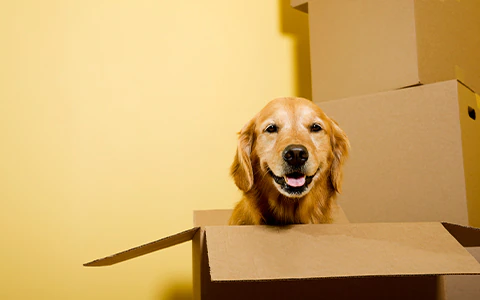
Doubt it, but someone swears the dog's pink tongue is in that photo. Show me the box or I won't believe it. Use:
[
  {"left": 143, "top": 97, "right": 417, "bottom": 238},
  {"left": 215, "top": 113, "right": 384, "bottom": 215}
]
[{"left": 286, "top": 176, "right": 305, "bottom": 187}]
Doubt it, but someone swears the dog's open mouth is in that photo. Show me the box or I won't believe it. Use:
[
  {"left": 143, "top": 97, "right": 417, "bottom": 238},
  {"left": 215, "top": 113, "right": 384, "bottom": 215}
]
[
  {"left": 267, "top": 168, "right": 316, "bottom": 196},
  {"left": 284, "top": 172, "right": 307, "bottom": 187}
]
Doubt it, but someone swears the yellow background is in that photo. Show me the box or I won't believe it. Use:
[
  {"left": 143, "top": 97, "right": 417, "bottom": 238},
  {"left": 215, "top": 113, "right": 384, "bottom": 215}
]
[{"left": 0, "top": 0, "right": 310, "bottom": 298}]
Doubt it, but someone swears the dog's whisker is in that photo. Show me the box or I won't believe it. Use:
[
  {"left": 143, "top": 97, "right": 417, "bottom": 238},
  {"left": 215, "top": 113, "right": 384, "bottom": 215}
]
[
  {"left": 260, "top": 169, "right": 269, "bottom": 180},
  {"left": 253, "top": 166, "right": 270, "bottom": 182}
]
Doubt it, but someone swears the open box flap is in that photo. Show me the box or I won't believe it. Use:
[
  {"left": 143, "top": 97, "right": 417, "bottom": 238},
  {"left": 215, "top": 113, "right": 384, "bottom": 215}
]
[
  {"left": 205, "top": 223, "right": 480, "bottom": 281},
  {"left": 194, "top": 209, "right": 232, "bottom": 227},
  {"left": 84, "top": 227, "right": 199, "bottom": 267},
  {"left": 442, "top": 222, "right": 480, "bottom": 247}
]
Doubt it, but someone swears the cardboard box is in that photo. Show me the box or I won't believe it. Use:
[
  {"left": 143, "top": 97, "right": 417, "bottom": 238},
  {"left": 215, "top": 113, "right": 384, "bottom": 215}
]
[
  {"left": 291, "top": 0, "right": 480, "bottom": 102},
  {"left": 85, "top": 209, "right": 480, "bottom": 300},
  {"left": 318, "top": 80, "right": 480, "bottom": 227},
  {"left": 446, "top": 247, "right": 480, "bottom": 300}
]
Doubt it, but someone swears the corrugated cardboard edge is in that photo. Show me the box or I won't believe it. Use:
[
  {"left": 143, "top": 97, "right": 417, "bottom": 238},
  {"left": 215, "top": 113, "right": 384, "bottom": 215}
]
[
  {"left": 83, "top": 227, "right": 199, "bottom": 267},
  {"left": 207, "top": 273, "right": 476, "bottom": 283}
]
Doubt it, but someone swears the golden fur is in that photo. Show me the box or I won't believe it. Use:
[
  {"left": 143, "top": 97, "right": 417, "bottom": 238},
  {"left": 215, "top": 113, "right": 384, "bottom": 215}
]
[{"left": 229, "top": 97, "right": 349, "bottom": 225}]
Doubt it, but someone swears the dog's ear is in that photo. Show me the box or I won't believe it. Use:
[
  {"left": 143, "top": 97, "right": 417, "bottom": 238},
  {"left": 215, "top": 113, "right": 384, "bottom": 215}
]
[
  {"left": 328, "top": 118, "right": 350, "bottom": 193},
  {"left": 231, "top": 118, "right": 256, "bottom": 192}
]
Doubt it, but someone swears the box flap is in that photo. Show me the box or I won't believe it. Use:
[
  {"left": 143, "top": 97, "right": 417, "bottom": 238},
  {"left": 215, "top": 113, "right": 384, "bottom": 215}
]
[
  {"left": 205, "top": 223, "right": 480, "bottom": 281},
  {"left": 194, "top": 209, "right": 232, "bottom": 227},
  {"left": 442, "top": 222, "right": 480, "bottom": 247},
  {"left": 83, "top": 227, "right": 199, "bottom": 267}
]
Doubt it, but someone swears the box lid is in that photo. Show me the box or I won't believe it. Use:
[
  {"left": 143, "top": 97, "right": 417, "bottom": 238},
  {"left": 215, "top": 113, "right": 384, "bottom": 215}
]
[
  {"left": 84, "top": 227, "right": 199, "bottom": 267},
  {"left": 205, "top": 222, "right": 480, "bottom": 281}
]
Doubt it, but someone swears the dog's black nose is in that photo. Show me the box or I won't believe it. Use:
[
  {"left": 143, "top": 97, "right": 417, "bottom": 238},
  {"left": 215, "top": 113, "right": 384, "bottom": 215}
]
[{"left": 282, "top": 144, "right": 309, "bottom": 166}]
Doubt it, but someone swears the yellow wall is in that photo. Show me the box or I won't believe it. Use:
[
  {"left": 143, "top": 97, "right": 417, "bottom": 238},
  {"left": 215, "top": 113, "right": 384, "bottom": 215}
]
[{"left": 0, "top": 0, "right": 310, "bottom": 299}]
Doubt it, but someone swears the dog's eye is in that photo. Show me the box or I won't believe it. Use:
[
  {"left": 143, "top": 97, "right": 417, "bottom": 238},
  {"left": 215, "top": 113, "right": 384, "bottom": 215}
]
[
  {"left": 310, "top": 123, "right": 323, "bottom": 132},
  {"left": 265, "top": 124, "right": 278, "bottom": 133}
]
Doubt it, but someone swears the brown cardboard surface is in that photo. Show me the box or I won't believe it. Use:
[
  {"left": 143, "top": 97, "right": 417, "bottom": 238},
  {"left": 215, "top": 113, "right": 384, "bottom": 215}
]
[
  {"left": 458, "top": 83, "right": 480, "bottom": 227},
  {"left": 85, "top": 209, "right": 480, "bottom": 299},
  {"left": 330, "top": 203, "right": 349, "bottom": 223},
  {"left": 84, "top": 206, "right": 348, "bottom": 269},
  {"left": 445, "top": 247, "right": 480, "bottom": 300},
  {"left": 319, "top": 80, "right": 475, "bottom": 225},
  {"left": 292, "top": 0, "right": 480, "bottom": 101},
  {"left": 192, "top": 210, "right": 234, "bottom": 299},
  {"left": 305, "top": 0, "right": 419, "bottom": 102},
  {"left": 83, "top": 227, "right": 199, "bottom": 267},
  {"left": 194, "top": 209, "right": 232, "bottom": 227},
  {"left": 415, "top": 0, "right": 480, "bottom": 94},
  {"left": 205, "top": 223, "right": 480, "bottom": 281}
]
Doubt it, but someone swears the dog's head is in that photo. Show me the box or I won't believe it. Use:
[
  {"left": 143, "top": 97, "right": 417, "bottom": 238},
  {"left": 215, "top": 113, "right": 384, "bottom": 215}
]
[{"left": 231, "top": 97, "right": 349, "bottom": 198}]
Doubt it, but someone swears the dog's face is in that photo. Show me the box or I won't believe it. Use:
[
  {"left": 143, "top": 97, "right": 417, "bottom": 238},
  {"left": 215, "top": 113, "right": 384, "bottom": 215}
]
[
  {"left": 231, "top": 97, "right": 349, "bottom": 199},
  {"left": 254, "top": 99, "right": 333, "bottom": 197}
]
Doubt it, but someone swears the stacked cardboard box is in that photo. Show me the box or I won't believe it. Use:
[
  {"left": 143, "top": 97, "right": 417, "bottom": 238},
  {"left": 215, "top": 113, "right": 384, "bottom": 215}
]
[
  {"left": 291, "top": 0, "right": 480, "bottom": 298},
  {"left": 291, "top": 0, "right": 480, "bottom": 102}
]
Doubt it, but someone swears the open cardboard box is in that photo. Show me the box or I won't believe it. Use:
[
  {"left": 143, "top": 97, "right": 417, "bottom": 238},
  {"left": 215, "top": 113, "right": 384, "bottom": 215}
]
[
  {"left": 291, "top": 0, "right": 480, "bottom": 102},
  {"left": 85, "top": 207, "right": 480, "bottom": 300}
]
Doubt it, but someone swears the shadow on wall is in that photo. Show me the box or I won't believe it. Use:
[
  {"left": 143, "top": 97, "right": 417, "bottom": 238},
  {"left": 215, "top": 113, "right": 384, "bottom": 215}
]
[
  {"left": 278, "top": 0, "right": 312, "bottom": 100},
  {"left": 156, "top": 278, "right": 193, "bottom": 300}
]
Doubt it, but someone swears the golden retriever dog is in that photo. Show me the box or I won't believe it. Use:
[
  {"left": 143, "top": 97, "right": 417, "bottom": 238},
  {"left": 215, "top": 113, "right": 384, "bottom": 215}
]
[{"left": 229, "top": 97, "right": 349, "bottom": 225}]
